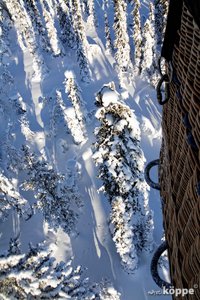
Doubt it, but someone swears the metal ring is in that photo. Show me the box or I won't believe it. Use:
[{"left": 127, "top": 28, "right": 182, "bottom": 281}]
[
  {"left": 145, "top": 159, "right": 160, "bottom": 190},
  {"left": 151, "top": 241, "right": 172, "bottom": 289},
  {"left": 157, "top": 74, "right": 170, "bottom": 105}
]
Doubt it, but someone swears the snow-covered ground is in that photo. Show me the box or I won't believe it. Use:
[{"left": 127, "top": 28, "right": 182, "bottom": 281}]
[{"left": 0, "top": 1, "right": 171, "bottom": 299}]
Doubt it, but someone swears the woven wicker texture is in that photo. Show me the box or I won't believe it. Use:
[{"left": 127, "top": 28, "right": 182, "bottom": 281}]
[{"left": 160, "top": 3, "right": 200, "bottom": 299}]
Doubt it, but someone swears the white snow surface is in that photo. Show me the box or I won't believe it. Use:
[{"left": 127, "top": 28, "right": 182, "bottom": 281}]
[
  {"left": 0, "top": 1, "right": 171, "bottom": 299},
  {"left": 101, "top": 87, "right": 120, "bottom": 107}
]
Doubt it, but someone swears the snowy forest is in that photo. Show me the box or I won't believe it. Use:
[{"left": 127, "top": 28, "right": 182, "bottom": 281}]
[{"left": 0, "top": 0, "right": 170, "bottom": 299}]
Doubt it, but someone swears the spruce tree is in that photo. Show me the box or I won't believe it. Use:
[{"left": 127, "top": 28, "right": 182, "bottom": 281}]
[
  {"left": 140, "top": 3, "right": 156, "bottom": 81},
  {"left": 0, "top": 171, "right": 28, "bottom": 221},
  {"left": 56, "top": 0, "right": 75, "bottom": 48},
  {"left": 22, "top": 0, "right": 51, "bottom": 53},
  {"left": 104, "top": 0, "right": 114, "bottom": 53},
  {"left": 104, "top": 14, "right": 114, "bottom": 53},
  {"left": 40, "top": 0, "right": 65, "bottom": 56},
  {"left": 0, "top": 6, "right": 13, "bottom": 98},
  {"left": 0, "top": 241, "right": 121, "bottom": 299},
  {"left": 64, "top": 72, "right": 88, "bottom": 128},
  {"left": 87, "top": 0, "right": 97, "bottom": 27},
  {"left": 64, "top": 72, "right": 88, "bottom": 143},
  {"left": 93, "top": 84, "right": 154, "bottom": 272},
  {"left": 132, "top": 0, "right": 142, "bottom": 74},
  {"left": 154, "top": 0, "right": 168, "bottom": 48},
  {"left": 55, "top": 88, "right": 86, "bottom": 145},
  {"left": 21, "top": 145, "right": 81, "bottom": 233},
  {"left": 82, "top": 0, "right": 90, "bottom": 17},
  {"left": 0, "top": 3, "right": 12, "bottom": 38},
  {"left": 113, "top": 0, "right": 132, "bottom": 87},
  {"left": 6, "top": 0, "right": 48, "bottom": 80},
  {"left": 71, "top": 0, "right": 91, "bottom": 82},
  {"left": 48, "top": 90, "right": 70, "bottom": 138}
]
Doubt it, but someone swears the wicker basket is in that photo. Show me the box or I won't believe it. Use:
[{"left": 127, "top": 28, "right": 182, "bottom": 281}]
[{"left": 160, "top": 3, "right": 200, "bottom": 299}]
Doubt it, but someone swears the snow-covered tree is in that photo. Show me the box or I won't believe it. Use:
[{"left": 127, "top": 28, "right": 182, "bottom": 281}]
[
  {"left": 22, "top": 0, "right": 51, "bottom": 53},
  {"left": 140, "top": 3, "right": 157, "bottom": 84},
  {"left": 0, "top": 171, "right": 28, "bottom": 221},
  {"left": 87, "top": 0, "right": 97, "bottom": 27},
  {"left": 50, "top": 86, "right": 86, "bottom": 145},
  {"left": 40, "top": 0, "right": 65, "bottom": 56},
  {"left": 154, "top": 0, "right": 169, "bottom": 48},
  {"left": 71, "top": 0, "right": 91, "bottom": 82},
  {"left": 77, "top": 47, "right": 91, "bottom": 83},
  {"left": 103, "top": 0, "right": 114, "bottom": 54},
  {"left": 0, "top": 9, "right": 13, "bottom": 100},
  {"left": 113, "top": 0, "right": 132, "bottom": 86},
  {"left": 0, "top": 240, "right": 121, "bottom": 299},
  {"left": 104, "top": 14, "right": 114, "bottom": 53},
  {"left": 46, "top": 90, "right": 70, "bottom": 139},
  {"left": 0, "top": 70, "right": 13, "bottom": 104},
  {"left": 93, "top": 84, "right": 154, "bottom": 272},
  {"left": 21, "top": 145, "right": 82, "bottom": 234},
  {"left": 56, "top": 0, "right": 75, "bottom": 48},
  {"left": 0, "top": 124, "right": 34, "bottom": 223},
  {"left": 97, "top": 283, "right": 121, "bottom": 300},
  {"left": 71, "top": 0, "right": 87, "bottom": 46},
  {"left": 132, "top": 0, "right": 142, "bottom": 74},
  {"left": 0, "top": 4, "right": 12, "bottom": 38},
  {"left": 6, "top": 0, "right": 48, "bottom": 80},
  {"left": 64, "top": 71, "right": 88, "bottom": 129},
  {"left": 81, "top": 0, "right": 90, "bottom": 17}
]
